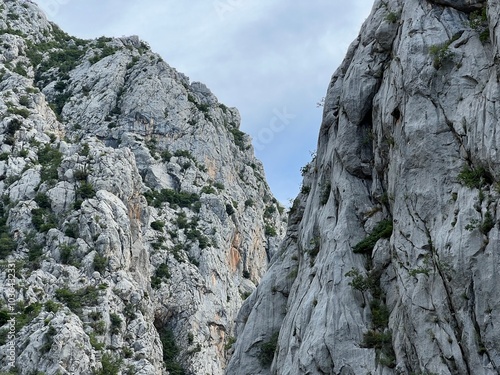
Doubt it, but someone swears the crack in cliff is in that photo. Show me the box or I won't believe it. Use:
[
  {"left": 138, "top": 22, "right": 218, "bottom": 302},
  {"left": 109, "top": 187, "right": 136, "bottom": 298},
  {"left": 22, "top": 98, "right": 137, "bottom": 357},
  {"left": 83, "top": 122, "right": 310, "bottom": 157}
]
[
  {"left": 416, "top": 214, "right": 472, "bottom": 374},
  {"left": 468, "top": 278, "right": 499, "bottom": 372},
  {"left": 427, "top": 0, "right": 486, "bottom": 13}
]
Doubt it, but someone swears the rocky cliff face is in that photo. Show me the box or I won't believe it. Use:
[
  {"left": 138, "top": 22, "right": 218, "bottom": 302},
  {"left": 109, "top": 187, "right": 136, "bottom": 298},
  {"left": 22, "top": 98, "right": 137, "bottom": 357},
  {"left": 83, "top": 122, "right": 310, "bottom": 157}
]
[
  {"left": 0, "top": 1, "right": 285, "bottom": 374},
  {"left": 227, "top": 0, "right": 500, "bottom": 374}
]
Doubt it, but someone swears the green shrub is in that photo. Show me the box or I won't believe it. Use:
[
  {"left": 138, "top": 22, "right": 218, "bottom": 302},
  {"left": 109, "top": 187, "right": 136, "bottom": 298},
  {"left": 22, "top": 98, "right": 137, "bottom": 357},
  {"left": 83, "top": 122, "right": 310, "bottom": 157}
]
[
  {"left": 457, "top": 166, "right": 492, "bottom": 188},
  {"left": 156, "top": 263, "right": 171, "bottom": 279},
  {"left": 59, "top": 243, "right": 77, "bottom": 265},
  {"left": 320, "top": 182, "right": 331, "bottom": 205},
  {"left": 480, "top": 211, "right": 495, "bottom": 234},
  {"left": 151, "top": 263, "right": 171, "bottom": 288},
  {"left": 185, "top": 229, "right": 210, "bottom": 249},
  {"left": 263, "top": 205, "right": 276, "bottom": 219},
  {"left": 469, "top": 8, "right": 489, "bottom": 43},
  {"left": 201, "top": 186, "right": 216, "bottom": 195},
  {"left": 109, "top": 313, "right": 122, "bottom": 334},
  {"left": 308, "top": 237, "right": 321, "bottom": 262},
  {"left": 144, "top": 188, "right": 199, "bottom": 209},
  {"left": 44, "top": 300, "right": 60, "bottom": 313},
  {"left": 229, "top": 127, "right": 246, "bottom": 150},
  {"left": 76, "top": 181, "right": 95, "bottom": 200},
  {"left": 175, "top": 212, "right": 189, "bottom": 229},
  {"left": 93, "top": 254, "right": 108, "bottom": 273},
  {"left": 0, "top": 233, "right": 17, "bottom": 259},
  {"left": 95, "top": 353, "right": 122, "bottom": 375},
  {"left": 37, "top": 144, "right": 63, "bottom": 183},
  {"left": 34, "top": 192, "right": 52, "bottom": 210},
  {"left": 264, "top": 224, "right": 277, "bottom": 237},
  {"left": 173, "top": 149, "right": 195, "bottom": 160},
  {"left": 429, "top": 42, "right": 453, "bottom": 69},
  {"left": 353, "top": 219, "right": 393, "bottom": 255},
  {"left": 41, "top": 325, "right": 57, "bottom": 353},
  {"left": 213, "top": 182, "right": 225, "bottom": 190},
  {"left": 385, "top": 12, "right": 398, "bottom": 23},
  {"left": 300, "top": 185, "right": 311, "bottom": 194},
  {"left": 89, "top": 332, "right": 105, "bottom": 350},
  {"left": 0, "top": 309, "right": 9, "bottom": 325},
  {"left": 89, "top": 39, "right": 118, "bottom": 64},
  {"left": 362, "top": 330, "right": 396, "bottom": 367},
  {"left": 25, "top": 231, "right": 44, "bottom": 263},
  {"left": 345, "top": 268, "right": 374, "bottom": 293},
  {"left": 55, "top": 285, "right": 99, "bottom": 313},
  {"left": 7, "top": 107, "right": 30, "bottom": 118},
  {"left": 225, "top": 336, "right": 236, "bottom": 351},
  {"left": 226, "top": 203, "right": 235, "bottom": 216},
  {"left": 370, "top": 300, "right": 390, "bottom": 330},
  {"left": 6, "top": 118, "right": 21, "bottom": 135},
  {"left": 259, "top": 332, "right": 279, "bottom": 366},
  {"left": 158, "top": 327, "right": 187, "bottom": 375},
  {"left": 0, "top": 328, "right": 9, "bottom": 346},
  {"left": 161, "top": 149, "right": 172, "bottom": 162},
  {"left": 31, "top": 207, "right": 57, "bottom": 232},
  {"left": 150, "top": 221, "right": 165, "bottom": 231},
  {"left": 244, "top": 198, "right": 254, "bottom": 207},
  {"left": 16, "top": 302, "right": 43, "bottom": 331}
]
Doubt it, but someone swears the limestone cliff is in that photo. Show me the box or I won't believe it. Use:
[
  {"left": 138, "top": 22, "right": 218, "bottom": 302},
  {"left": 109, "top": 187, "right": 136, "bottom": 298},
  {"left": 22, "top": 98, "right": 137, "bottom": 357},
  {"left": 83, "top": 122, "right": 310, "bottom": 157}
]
[
  {"left": 227, "top": 0, "right": 500, "bottom": 374},
  {"left": 0, "top": 1, "right": 285, "bottom": 374}
]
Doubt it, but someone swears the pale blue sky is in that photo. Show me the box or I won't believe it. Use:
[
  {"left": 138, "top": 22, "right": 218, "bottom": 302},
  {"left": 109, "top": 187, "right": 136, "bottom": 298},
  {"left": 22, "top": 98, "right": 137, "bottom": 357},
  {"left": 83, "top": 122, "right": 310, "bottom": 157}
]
[{"left": 34, "top": 0, "right": 374, "bottom": 206}]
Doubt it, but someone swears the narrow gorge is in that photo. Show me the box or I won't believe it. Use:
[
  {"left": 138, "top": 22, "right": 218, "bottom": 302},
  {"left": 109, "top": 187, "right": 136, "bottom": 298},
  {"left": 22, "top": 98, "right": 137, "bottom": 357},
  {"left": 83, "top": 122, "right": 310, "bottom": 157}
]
[{"left": 2, "top": 0, "right": 500, "bottom": 375}]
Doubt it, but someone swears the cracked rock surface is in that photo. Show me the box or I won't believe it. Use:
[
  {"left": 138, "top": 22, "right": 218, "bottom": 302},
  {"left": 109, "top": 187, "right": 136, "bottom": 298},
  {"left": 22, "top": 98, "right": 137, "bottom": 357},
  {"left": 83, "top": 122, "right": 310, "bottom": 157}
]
[
  {"left": 227, "top": 0, "right": 500, "bottom": 374},
  {"left": 0, "top": 1, "right": 285, "bottom": 374}
]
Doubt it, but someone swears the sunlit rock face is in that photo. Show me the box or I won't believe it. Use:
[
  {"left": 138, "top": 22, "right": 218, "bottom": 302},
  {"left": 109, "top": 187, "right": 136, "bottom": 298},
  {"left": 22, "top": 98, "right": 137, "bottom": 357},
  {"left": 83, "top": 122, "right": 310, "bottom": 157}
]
[
  {"left": 227, "top": 0, "right": 500, "bottom": 374},
  {"left": 0, "top": 1, "right": 285, "bottom": 374}
]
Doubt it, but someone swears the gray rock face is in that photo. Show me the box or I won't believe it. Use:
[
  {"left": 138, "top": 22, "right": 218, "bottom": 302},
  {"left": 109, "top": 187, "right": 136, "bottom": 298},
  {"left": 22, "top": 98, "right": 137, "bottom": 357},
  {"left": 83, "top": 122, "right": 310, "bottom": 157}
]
[
  {"left": 227, "top": 0, "right": 500, "bottom": 374},
  {"left": 0, "top": 1, "right": 285, "bottom": 374}
]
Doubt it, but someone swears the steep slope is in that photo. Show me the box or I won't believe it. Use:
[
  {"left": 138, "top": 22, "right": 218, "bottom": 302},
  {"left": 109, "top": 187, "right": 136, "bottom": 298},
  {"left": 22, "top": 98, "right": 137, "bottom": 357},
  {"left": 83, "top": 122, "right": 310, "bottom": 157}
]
[
  {"left": 0, "top": 1, "right": 285, "bottom": 374},
  {"left": 227, "top": 0, "right": 500, "bottom": 374}
]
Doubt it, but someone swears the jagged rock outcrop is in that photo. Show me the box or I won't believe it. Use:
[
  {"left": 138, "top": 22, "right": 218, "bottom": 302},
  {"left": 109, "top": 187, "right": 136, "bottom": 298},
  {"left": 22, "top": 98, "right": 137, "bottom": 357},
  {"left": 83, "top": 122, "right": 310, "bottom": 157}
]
[
  {"left": 228, "top": 0, "right": 500, "bottom": 374},
  {"left": 0, "top": 1, "right": 285, "bottom": 374}
]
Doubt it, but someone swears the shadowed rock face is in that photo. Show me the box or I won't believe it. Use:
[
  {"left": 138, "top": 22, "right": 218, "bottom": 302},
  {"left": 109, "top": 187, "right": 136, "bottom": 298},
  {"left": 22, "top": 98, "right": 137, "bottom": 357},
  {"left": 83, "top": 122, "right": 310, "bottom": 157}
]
[
  {"left": 0, "top": 1, "right": 285, "bottom": 374},
  {"left": 227, "top": 0, "right": 500, "bottom": 374}
]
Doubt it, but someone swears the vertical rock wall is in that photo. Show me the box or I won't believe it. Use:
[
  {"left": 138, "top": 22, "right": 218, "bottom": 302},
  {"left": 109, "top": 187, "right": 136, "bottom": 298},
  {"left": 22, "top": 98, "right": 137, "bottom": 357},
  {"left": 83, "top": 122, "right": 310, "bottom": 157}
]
[{"left": 228, "top": 0, "right": 500, "bottom": 374}]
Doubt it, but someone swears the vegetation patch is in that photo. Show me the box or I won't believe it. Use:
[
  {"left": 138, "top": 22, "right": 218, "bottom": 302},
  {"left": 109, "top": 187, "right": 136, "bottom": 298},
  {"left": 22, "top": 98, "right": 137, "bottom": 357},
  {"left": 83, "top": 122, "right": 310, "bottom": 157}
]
[
  {"left": 151, "top": 263, "right": 171, "bottom": 289},
  {"left": 144, "top": 188, "right": 200, "bottom": 210},
  {"left": 469, "top": 8, "right": 489, "bottom": 43},
  {"left": 15, "top": 302, "right": 43, "bottom": 331},
  {"left": 150, "top": 220, "right": 165, "bottom": 231},
  {"left": 55, "top": 285, "right": 100, "bottom": 313},
  {"left": 353, "top": 219, "right": 393, "bottom": 255},
  {"left": 228, "top": 127, "right": 246, "bottom": 150},
  {"left": 429, "top": 41, "right": 453, "bottom": 69},
  {"left": 362, "top": 330, "right": 396, "bottom": 368},
  {"left": 319, "top": 182, "right": 331, "bottom": 205},
  {"left": 457, "top": 166, "right": 492, "bottom": 189},
  {"left": 259, "top": 331, "right": 279, "bottom": 366},
  {"left": 385, "top": 11, "right": 399, "bottom": 23},
  {"left": 94, "top": 353, "right": 122, "bottom": 375},
  {"left": 158, "top": 326, "right": 187, "bottom": 375},
  {"left": 37, "top": 143, "right": 63, "bottom": 183},
  {"left": 93, "top": 253, "right": 108, "bottom": 273},
  {"left": 265, "top": 224, "right": 277, "bottom": 237},
  {"left": 0, "top": 199, "right": 16, "bottom": 259}
]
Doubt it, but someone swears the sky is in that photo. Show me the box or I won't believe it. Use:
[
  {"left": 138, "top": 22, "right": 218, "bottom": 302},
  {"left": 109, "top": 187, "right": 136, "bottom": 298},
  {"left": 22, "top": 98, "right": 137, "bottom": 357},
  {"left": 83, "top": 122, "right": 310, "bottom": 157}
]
[{"left": 33, "top": 0, "right": 374, "bottom": 206}]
